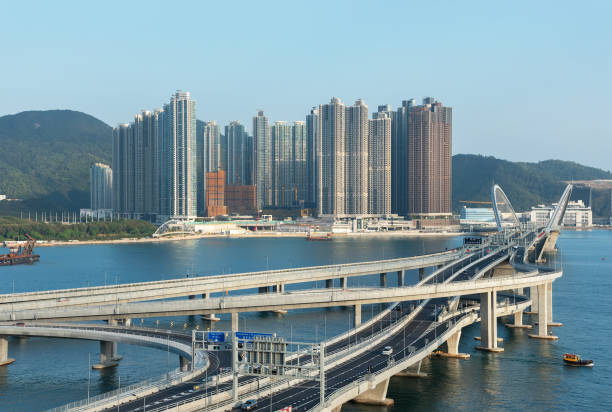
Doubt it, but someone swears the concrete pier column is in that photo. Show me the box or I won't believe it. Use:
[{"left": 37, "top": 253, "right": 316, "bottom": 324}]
[
  {"left": 529, "top": 283, "right": 558, "bottom": 340},
  {"left": 277, "top": 284, "right": 285, "bottom": 293},
  {"left": 231, "top": 313, "right": 239, "bottom": 332},
  {"left": 107, "top": 319, "right": 119, "bottom": 326},
  {"left": 353, "top": 377, "right": 394, "bottom": 406},
  {"left": 528, "top": 286, "right": 539, "bottom": 314},
  {"left": 122, "top": 318, "right": 132, "bottom": 327},
  {"left": 397, "top": 270, "right": 404, "bottom": 286},
  {"left": 93, "top": 341, "right": 122, "bottom": 369},
  {"left": 380, "top": 273, "right": 387, "bottom": 288},
  {"left": 354, "top": 304, "right": 362, "bottom": 327},
  {"left": 326, "top": 279, "right": 333, "bottom": 289},
  {"left": 436, "top": 330, "right": 469, "bottom": 358},
  {"left": 201, "top": 293, "right": 220, "bottom": 321},
  {"left": 506, "top": 310, "right": 531, "bottom": 329},
  {"left": 340, "top": 277, "right": 348, "bottom": 289},
  {"left": 476, "top": 291, "right": 503, "bottom": 352},
  {"left": 419, "top": 268, "right": 425, "bottom": 281},
  {"left": 179, "top": 355, "right": 190, "bottom": 372},
  {"left": 0, "top": 337, "right": 15, "bottom": 366},
  {"left": 546, "top": 282, "right": 562, "bottom": 326}
]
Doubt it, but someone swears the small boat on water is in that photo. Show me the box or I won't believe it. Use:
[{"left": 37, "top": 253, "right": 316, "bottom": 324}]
[
  {"left": 563, "top": 353, "right": 594, "bottom": 367},
  {"left": 306, "top": 232, "right": 332, "bottom": 241}
]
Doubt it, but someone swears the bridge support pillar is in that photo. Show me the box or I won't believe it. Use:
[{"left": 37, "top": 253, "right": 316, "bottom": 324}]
[
  {"left": 107, "top": 319, "right": 119, "bottom": 326},
  {"left": 231, "top": 313, "right": 239, "bottom": 332},
  {"left": 546, "top": 282, "right": 561, "bottom": 326},
  {"left": 353, "top": 377, "right": 394, "bottom": 406},
  {"left": 476, "top": 291, "right": 503, "bottom": 352},
  {"left": 326, "top": 279, "right": 333, "bottom": 289},
  {"left": 379, "top": 273, "right": 387, "bottom": 288},
  {"left": 397, "top": 270, "right": 404, "bottom": 286},
  {"left": 395, "top": 360, "right": 428, "bottom": 377},
  {"left": 529, "top": 282, "right": 558, "bottom": 340},
  {"left": 354, "top": 304, "right": 362, "bottom": 327},
  {"left": 438, "top": 330, "right": 469, "bottom": 358},
  {"left": 419, "top": 268, "right": 425, "bottom": 281},
  {"left": 340, "top": 277, "right": 347, "bottom": 289},
  {"left": 179, "top": 355, "right": 190, "bottom": 372},
  {"left": 0, "top": 337, "right": 15, "bottom": 366},
  {"left": 93, "top": 341, "right": 122, "bottom": 369},
  {"left": 527, "top": 286, "right": 539, "bottom": 314},
  {"left": 506, "top": 310, "right": 531, "bottom": 329},
  {"left": 119, "top": 318, "right": 131, "bottom": 327},
  {"left": 201, "top": 294, "right": 220, "bottom": 321}
]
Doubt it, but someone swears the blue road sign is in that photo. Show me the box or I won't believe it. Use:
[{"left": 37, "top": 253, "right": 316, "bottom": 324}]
[
  {"left": 236, "top": 332, "right": 274, "bottom": 341},
  {"left": 206, "top": 331, "right": 226, "bottom": 343}
]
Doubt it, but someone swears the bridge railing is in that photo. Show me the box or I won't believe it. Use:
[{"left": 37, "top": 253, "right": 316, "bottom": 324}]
[{"left": 45, "top": 342, "right": 208, "bottom": 412}]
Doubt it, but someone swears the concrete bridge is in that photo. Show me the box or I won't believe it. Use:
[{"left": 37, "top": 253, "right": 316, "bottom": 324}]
[{"left": 0, "top": 184, "right": 572, "bottom": 412}]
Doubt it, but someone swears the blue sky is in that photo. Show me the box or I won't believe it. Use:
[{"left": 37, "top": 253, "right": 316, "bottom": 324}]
[{"left": 2, "top": 0, "right": 611, "bottom": 170}]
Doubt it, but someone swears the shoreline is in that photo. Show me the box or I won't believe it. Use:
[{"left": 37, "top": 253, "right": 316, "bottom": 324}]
[{"left": 35, "top": 230, "right": 465, "bottom": 247}]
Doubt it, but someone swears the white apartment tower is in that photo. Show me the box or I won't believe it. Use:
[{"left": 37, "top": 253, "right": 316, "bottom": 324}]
[
  {"left": 317, "top": 97, "right": 346, "bottom": 216},
  {"left": 253, "top": 110, "right": 272, "bottom": 208},
  {"left": 345, "top": 99, "right": 369, "bottom": 215},
  {"left": 90, "top": 163, "right": 112, "bottom": 210},
  {"left": 160, "top": 91, "right": 197, "bottom": 219},
  {"left": 368, "top": 113, "right": 391, "bottom": 214}
]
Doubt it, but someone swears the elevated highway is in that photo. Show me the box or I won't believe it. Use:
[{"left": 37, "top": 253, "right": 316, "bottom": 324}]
[{"left": 0, "top": 249, "right": 464, "bottom": 313}]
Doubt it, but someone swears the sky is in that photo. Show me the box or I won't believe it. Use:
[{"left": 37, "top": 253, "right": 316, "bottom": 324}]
[{"left": 1, "top": 0, "right": 611, "bottom": 170}]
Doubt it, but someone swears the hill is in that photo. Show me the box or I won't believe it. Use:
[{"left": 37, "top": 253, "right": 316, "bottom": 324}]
[
  {"left": 0, "top": 110, "right": 112, "bottom": 212},
  {"left": 452, "top": 154, "right": 612, "bottom": 217}
]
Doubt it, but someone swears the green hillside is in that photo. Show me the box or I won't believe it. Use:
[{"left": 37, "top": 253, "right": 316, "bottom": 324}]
[
  {"left": 452, "top": 154, "right": 612, "bottom": 216},
  {"left": 0, "top": 110, "right": 112, "bottom": 212}
]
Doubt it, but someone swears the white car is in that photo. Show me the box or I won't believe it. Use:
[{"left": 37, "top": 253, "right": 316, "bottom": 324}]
[{"left": 381, "top": 346, "right": 393, "bottom": 356}]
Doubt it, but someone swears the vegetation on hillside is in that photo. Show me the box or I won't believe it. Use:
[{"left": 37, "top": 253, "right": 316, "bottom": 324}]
[
  {"left": 0, "top": 218, "right": 156, "bottom": 242},
  {"left": 452, "top": 154, "right": 612, "bottom": 216},
  {"left": 0, "top": 110, "right": 111, "bottom": 211}
]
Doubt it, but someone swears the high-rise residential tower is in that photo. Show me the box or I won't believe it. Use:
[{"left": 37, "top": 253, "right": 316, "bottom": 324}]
[
  {"left": 306, "top": 108, "right": 319, "bottom": 208},
  {"left": 345, "top": 99, "right": 369, "bottom": 215},
  {"left": 90, "top": 163, "right": 113, "bottom": 210},
  {"left": 159, "top": 91, "right": 197, "bottom": 219},
  {"left": 203, "top": 121, "right": 221, "bottom": 173},
  {"left": 317, "top": 97, "right": 346, "bottom": 216},
  {"left": 368, "top": 113, "right": 391, "bottom": 215},
  {"left": 225, "top": 121, "right": 250, "bottom": 186},
  {"left": 391, "top": 99, "right": 415, "bottom": 216},
  {"left": 292, "top": 121, "right": 307, "bottom": 207},
  {"left": 272, "top": 121, "right": 294, "bottom": 207},
  {"left": 253, "top": 110, "right": 272, "bottom": 208},
  {"left": 112, "top": 123, "right": 131, "bottom": 215},
  {"left": 407, "top": 98, "right": 452, "bottom": 216}
]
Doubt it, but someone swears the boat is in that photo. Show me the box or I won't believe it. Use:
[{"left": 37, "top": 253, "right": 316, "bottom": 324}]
[
  {"left": 563, "top": 353, "right": 594, "bottom": 367},
  {"left": 0, "top": 234, "right": 40, "bottom": 266},
  {"left": 306, "top": 232, "right": 332, "bottom": 241}
]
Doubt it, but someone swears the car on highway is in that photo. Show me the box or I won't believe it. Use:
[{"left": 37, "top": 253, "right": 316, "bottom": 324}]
[
  {"left": 241, "top": 399, "right": 258, "bottom": 410},
  {"left": 382, "top": 346, "right": 393, "bottom": 356}
]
